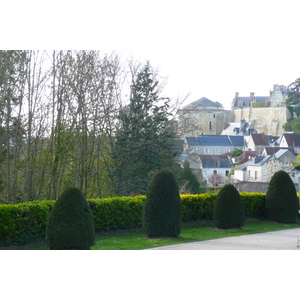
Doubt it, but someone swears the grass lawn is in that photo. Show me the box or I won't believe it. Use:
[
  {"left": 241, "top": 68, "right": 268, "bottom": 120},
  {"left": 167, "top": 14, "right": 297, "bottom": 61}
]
[{"left": 23, "top": 220, "right": 300, "bottom": 250}]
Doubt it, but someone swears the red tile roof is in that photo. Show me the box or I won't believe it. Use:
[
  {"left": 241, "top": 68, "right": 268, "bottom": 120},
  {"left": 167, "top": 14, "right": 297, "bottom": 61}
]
[
  {"left": 282, "top": 133, "right": 300, "bottom": 147},
  {"left": 251, "top": 133, "right": 269, "bottom": 146}
]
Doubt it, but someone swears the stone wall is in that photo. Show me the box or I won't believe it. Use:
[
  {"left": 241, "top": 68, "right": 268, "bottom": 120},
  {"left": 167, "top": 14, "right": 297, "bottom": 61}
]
[
  {"left": 236, "top": 181, "right": 299, "bottom": 193},
  {"left": 177, "top": 103, "right": 290, "bottom": 137},
  {"left": 177, "top": 109, "right": 232, "bottom": 137},
  {"left": 232, "top": 107, "right": 291, "bottom": 136}
]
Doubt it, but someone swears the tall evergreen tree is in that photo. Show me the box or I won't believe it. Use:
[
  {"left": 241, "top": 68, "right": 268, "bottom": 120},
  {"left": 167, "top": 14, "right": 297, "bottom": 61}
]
[
  {"left": 179, "top": 160, "right": 200, "bottom": 194},
  {"left": 113, "top": 62, "right": 176, "bottom": 195}
]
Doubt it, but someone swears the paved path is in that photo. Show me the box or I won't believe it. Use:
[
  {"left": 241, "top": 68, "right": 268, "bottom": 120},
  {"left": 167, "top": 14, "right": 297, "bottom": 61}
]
[{"left": 148, "top": 228, "right": 300, "bottom": 250}]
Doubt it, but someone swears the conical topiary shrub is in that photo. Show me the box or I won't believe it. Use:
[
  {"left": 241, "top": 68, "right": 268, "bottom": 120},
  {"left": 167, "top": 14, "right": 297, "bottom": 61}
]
[
  {"left": 142, "top": 169, "right": 182, "bottom": 237},
  {"left": 213, "top": 184, "right": 245, "bottom": 229},
  {"left": 46, "top": 187, "right": 95, "bottom": 250},
  {"left": 265, "top": 170, "right": 299, "bottom": 223}
]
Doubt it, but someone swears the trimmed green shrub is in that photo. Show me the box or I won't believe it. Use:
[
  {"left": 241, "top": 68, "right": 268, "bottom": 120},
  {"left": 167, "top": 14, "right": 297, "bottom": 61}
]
[
  {"left": 0, "top": 200, "right": 55, "bottom": 246},
  {"left": 265, "top": 170, "right": 299, "bottom": 223},
  {"left": 213, "top": 184, "right": 245, "bottom": 229},
  {"left": 240, "top": 192, "right": 265, "bottom": 219},
  {"left": 88, "top": 196, "right": 144, "bottom": 231},
  {"left": 46, "top": 187, "right": 95, "bottom": 250},
  {"left": 0, "top": 192, "right": 270, "bottom": 247},
  {"left": 181, "top": 193, "right": 216, "bottom": 221},
  {"left": 142, "top": 169, "right": 182, "bottom": 237}
]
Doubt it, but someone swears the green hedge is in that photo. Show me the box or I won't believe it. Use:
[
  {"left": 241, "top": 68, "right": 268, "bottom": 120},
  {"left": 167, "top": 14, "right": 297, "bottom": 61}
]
[
  {"left": 181, "top": 193, "right": 217, "bottom": 221},
  {"left": 88, "top": 196, "right": 145, "bottom": 231},
  {"left": 0, "top": 193, "right": 266, "bottom": 247},
  {"left": 240, "top": 192, "right": 266, "bottom": 219},
  {"left": 0, "top": 200, "right": 56, "bottom": 246}
]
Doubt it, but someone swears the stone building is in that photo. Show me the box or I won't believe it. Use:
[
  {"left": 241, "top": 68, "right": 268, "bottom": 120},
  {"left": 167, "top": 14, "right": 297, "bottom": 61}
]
[
  {"left": 177, "top": 84, "right": 291, "bottom": 138},
  {"left": 230, "top": 84, "right": 291, "bottom": 136},
  {"left": 177, "top": 97, "right": 233, "bottom": 137}
]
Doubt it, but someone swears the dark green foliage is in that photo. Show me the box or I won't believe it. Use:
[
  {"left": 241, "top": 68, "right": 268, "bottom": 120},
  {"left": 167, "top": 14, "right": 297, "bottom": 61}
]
[
  {"left": 231, "top": 148, "right": 243, "bottom": 157},
  {"left": 213, "top": 184, "right": 245, "bottom": 229},
  {"left": 113, "top": 63, "right": 176, "bottom": 195},
  {"left": 1, "top": 192, "right": 267, "bottom": 247},
  {"left": 142, "top": 169, "right": 182, "bottom": 237},
  {"left": 179, "top": 160, "right": 200, "bottom": 194},
  {"left": 0, "top": 200, "right": 55, "bottom": 246},
  {"left": 240, "top": 192, "right": 266, "bottom": 219},
  {"left": 286, "top": 78, "right": 300, "bottom": 106},
  {"left": 181, "top": 193, "right": 216, "bottom": 221},
  {"left": 265, "top": 170, "right": 299, "bottom": 223},
  {"left": 46, "top": 187, "right": 95, "bottom": 250},
  {"left": 88, "top": 196, "right": 144, "bottom": 231},
  {"left": 282, "top": 118, "right": 300, "bottom": 133}
]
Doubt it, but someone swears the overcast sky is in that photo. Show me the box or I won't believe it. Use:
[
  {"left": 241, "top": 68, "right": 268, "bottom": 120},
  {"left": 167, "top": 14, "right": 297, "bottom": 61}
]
[{"left": 3, "top": 0, "right": 300, "bottom": 109}]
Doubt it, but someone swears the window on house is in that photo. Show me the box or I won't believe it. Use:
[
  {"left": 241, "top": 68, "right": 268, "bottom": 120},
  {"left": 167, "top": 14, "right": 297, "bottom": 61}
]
[
  {"left": 255, "top": 171, "right": 258, "bottom": 179},
  {"left": 209, "top": 121, "right": 212, "bottom": 130},
  {"left": 213, "top": 114, "right": 216, "bottom": 118},
  {"left": 205, "top": 148, "right": 209, "bottom": 154},
  {"left": 213, "top": 170, "right": 217, "bottom": 175},
  {"left": 248, "top": 170, "right": 251, "bottom": 178},
  {"left": 216, "top": 148, "right": 219, "bottom": 153},
  {"left": 225, "top": 170, "right": 229, "bottom": 176}
]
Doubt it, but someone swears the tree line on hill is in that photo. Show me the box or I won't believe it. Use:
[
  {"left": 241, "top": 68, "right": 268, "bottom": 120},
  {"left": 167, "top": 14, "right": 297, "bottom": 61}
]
[{"left": 0, "top": 50, "right": 196, "bottom": 204}]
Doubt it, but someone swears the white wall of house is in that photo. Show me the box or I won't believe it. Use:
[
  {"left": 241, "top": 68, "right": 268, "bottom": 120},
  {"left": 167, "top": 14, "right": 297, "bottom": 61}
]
[
  {"left": 203, "top": 167, "right": 231, "bottom": 186},
  {"left": 247, "top": 165, "right": 262, "bottom": 181},
  {"left": 279, "top": 136, "right": 289, "bottom": 147},
  {"left": 233, "top": 169, "right": 246, "bottom": 181},
  {"left": 233, "top": 156, "right": 300, "bottom": 184},
  {"left": 187, "top": 145, "right": 236, "bottom": 155}
]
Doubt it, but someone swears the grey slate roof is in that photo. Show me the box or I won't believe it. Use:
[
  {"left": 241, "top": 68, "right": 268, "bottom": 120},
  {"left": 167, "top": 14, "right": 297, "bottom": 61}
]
[
  {"left": 256, "top": 155, "right": 273, "bottom": 165},
  {"left": 201, "top": 158, "right": 233, "bottom": 168},
  {"left": 274, "top": 149, "right": 288, "bottom": 159},
  {"left": 249, "top": 156, "right": 266, "bottom": 164},
  {"left": 186, "top": 135, "right": 244, "bottom": 147},
  {"left": 232, "top": 96, "right": 269, "bottom": 107},
  {"left": 184, "top": 97, "right": 223, "bottom": 109},
  {"left": 234, "top": 161, "right": 248, "bottom": 171},
  {"left": 228, "top": 136, "right": 244, "bottom": 147},
  {"left": 199, "top": 135, "right": 232, "bottom": 146},
  {"left": 185, "top": 137, "right": 201, "bottom": 146}
]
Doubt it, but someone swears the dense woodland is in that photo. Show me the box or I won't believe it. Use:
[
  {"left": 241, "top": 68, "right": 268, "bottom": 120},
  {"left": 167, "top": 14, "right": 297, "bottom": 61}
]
[{"left": 0, "top": 50, "right": 187, "bottom": 204}]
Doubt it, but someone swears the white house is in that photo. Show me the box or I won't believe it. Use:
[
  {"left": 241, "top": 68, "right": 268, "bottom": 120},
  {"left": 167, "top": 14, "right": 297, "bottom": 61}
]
[
  {"left": 184, "top": 135, "right": 244, "bottom": 155},
  {"left": 278, "top": 133, "right": 300, "bottom": 154},
  {"left": 200, "top": 155, "right": 233, "bottom": 186},
  {"left": 233, "top": 155, "right": 300, "bottom": 184}
]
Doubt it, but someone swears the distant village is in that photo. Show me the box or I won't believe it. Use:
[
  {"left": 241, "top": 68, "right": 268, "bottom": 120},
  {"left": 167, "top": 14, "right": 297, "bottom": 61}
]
[{"left": 175, "top": 84, "right": 300, "bottom": 192}]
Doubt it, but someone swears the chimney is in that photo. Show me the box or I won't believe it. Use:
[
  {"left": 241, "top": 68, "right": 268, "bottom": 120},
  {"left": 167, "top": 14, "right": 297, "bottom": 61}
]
[
  {"left": 250, "top": 92, "right": 255, "bottom": 99},
  {"left": 235, "top": 92, "right": 239, "bottom": 99}
]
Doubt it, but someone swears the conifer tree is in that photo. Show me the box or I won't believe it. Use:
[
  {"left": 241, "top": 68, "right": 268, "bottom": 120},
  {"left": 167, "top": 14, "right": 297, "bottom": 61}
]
[
  {"left": 113, "top": 62, "right": 176, "bottom": 195},
  {"left": 142, "top": 169, "right": 182, "bottom": 237},
  {"left": 179, "top": 160, "right": 200, "bottom": 194},
  {"left": 265, "top": 170, "right": 299, "bottom": 223},
  {"left": 45, "top": 186, "right": 95, "bottom": 249},
  {"left": 213, "top": 184, "right": 244, "bottom": 229}
]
